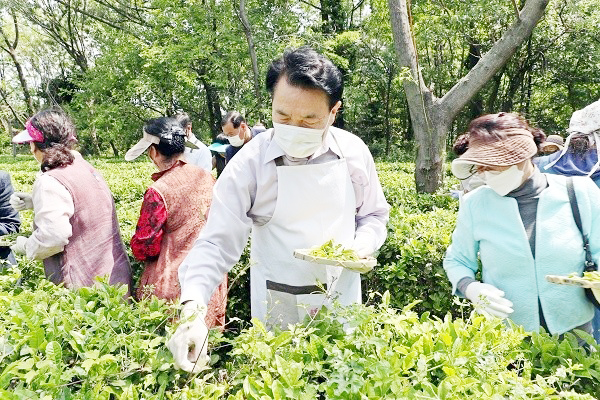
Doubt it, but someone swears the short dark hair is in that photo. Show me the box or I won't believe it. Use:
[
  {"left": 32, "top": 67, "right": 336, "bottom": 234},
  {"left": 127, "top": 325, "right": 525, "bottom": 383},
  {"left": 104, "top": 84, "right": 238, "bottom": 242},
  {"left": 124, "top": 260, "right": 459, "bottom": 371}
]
[
  {"left": 452, "top": 134, "right": 470, "bottom": 156},
  {"left": 266, "top": 46, "right": 343, "bottom": 109},
  {"left": 221, "top": 111, "right": 246, "bottom": 129},
  {"left": 30, "top": 107, "right": 77, "bottom": 171},
  {"left": 214, "top": 133, "right": 230, "bottom": 145},
  {"left": 144, "top": 117, "right": 186, "bottom": 158}
]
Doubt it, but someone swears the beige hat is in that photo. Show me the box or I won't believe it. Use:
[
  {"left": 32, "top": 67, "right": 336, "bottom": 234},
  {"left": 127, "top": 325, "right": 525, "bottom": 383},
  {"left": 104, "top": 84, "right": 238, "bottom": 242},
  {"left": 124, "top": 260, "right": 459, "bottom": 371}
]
[
  {"left": 125, "top": 128, "right": 199, "bottom": 161},
  {"left": 540, "top": 134, "right": 564, "bottom": 152},
  {"left": 451, "top": 128, "right": 538, "bottom": 179}
]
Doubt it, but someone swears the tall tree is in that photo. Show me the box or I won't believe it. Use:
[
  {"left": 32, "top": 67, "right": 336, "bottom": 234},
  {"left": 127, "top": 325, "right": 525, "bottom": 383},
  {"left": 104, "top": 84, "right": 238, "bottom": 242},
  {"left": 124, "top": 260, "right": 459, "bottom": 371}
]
[
  {"left": 388, "top": 0, "right": 549, "bottom": 193},
  {"left": 0, "top": 10, "right": 34, "bottom": 115}
]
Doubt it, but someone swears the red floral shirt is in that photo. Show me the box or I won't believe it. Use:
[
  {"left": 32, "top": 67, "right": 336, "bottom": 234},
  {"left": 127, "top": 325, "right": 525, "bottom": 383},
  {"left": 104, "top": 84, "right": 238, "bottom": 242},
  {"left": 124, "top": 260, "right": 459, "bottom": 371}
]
[{"left": 131, "top": 187, "right": 167, "bottom": 261}]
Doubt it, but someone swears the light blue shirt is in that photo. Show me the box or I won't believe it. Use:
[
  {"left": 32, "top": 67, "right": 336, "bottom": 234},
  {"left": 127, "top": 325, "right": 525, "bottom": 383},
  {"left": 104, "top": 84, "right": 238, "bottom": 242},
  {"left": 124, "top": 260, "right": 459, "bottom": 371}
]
[{"left": 444, "top": 174, "right": 600, "bottom": 334}]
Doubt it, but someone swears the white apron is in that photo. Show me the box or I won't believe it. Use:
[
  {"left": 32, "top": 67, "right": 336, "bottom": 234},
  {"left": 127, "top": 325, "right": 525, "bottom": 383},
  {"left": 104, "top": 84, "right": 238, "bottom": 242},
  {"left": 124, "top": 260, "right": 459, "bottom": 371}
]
[{"left": 250, "top": 148, "right": 360, "bottom": 329}]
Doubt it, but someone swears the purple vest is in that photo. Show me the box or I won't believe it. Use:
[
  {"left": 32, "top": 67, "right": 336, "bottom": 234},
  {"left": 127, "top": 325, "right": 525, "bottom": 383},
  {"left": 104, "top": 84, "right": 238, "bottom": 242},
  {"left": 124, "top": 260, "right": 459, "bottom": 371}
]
[{"left": 43, "top": 154, "right": 131, "bottom": 294}]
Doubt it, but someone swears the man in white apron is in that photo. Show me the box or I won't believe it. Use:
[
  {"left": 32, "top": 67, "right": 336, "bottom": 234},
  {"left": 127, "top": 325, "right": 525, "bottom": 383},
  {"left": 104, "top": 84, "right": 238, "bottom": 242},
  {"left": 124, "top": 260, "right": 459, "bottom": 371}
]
[{"left": 168, "top": 47, "right": 390, "bottom": 372}]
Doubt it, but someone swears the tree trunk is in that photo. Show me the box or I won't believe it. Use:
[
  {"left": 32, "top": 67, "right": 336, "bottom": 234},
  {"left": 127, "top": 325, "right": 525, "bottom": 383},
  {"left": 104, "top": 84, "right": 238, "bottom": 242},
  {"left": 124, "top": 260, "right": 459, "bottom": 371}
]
[
  {"left": 384, "top": 66, "right": 394, "bottom": 156},
  {"left": 109, "top": 140, "right": 119, "bottom": 157},
  {"left": 200, "top": 76, "right": 222, "bottom": 139},
  {"left": 0, "top": 12, "right": 35, "bottom": 115},
  {"left": 237, "top": 0, "right": 262, "bottom": 119},
  {"left": 388, "top": 0, "right": 549, "bottom": 193},
  {"left": 89, "top": 126, "right": 101, "bottom": 155}
]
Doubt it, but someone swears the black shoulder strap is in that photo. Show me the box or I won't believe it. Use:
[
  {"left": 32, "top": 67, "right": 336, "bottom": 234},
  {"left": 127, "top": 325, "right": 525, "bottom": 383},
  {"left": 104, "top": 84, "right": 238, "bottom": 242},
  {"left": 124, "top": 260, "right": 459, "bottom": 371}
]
[
  {"left": 567, "top": 177, "right": 597, "bottom": 272},
  {"left": 567, "top": 177, "right": 584, "bottom": 234}
]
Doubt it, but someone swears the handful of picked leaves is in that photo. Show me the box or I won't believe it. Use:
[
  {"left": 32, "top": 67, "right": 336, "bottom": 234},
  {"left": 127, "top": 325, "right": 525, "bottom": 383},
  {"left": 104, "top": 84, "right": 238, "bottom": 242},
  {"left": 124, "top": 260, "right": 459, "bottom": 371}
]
[
  {"left": 308, "top": 239, "right": 360, "bottom": 261},
  {"left": 567, "top": 271, "right": 600, "bottom": 282}
]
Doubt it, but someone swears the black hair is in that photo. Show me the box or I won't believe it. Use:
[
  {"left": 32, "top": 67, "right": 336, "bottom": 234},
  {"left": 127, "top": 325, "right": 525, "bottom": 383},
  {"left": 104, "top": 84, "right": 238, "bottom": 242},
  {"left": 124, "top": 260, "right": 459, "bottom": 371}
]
[
  {"left": 266, "top": 46, "right": 343, "bottom": 109},
  {"left": 452, "top": 134, "right": 470, "bottom": 156},
  {"left": 144, "top": 117, "right": 186, "bottom": 158},
  {"left": 214, "top": 133, "right": 230, "bottom": 145},
  {"left": 221, "top": 111, "right": 246, "bottom": 129},
  {"left": 30, "top": 108, "right": 77, "bottom": 172}
]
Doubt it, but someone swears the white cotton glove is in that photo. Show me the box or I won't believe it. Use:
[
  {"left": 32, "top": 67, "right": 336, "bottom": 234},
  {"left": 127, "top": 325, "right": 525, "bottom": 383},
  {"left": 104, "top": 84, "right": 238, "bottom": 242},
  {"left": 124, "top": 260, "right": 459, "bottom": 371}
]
[
  {"left": 10, "top": 236, "right": 28, "bottom": 256},
  {"left": 465, "top": 282, "right": 514, "bottom": 319},
  {"left": 167, "top": 301, "right": 210, "bottom": 373},
  {"left": 9, "top": 192, "right": 33, "bottom": 212},
  {"left": 351, "top": 236, "right": 373, "bottom": 259}
]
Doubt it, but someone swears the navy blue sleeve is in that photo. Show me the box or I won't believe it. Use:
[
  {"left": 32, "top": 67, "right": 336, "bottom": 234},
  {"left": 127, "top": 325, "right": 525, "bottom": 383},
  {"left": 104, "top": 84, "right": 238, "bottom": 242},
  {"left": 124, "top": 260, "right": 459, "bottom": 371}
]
[{"left": 0, "top": 172, "right": 21, "bottom": 236}]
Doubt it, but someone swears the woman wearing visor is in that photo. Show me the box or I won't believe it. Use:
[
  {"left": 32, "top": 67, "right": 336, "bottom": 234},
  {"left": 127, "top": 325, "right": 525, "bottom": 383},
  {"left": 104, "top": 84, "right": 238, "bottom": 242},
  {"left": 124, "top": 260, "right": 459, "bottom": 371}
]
[
  {"left": 10, "top": 108, "right": 131, "bottom": 293},
  {"left": 444, "top": 112, "right": 600, "bottom": 339},
  {"left": 126, "top": 117, "right": 227, "bottom": 329}
]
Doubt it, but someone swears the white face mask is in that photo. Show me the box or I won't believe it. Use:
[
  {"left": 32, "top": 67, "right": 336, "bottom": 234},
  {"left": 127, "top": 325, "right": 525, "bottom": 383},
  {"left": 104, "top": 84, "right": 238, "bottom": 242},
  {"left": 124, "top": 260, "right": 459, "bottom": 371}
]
[
  {"left": 462, "top": 173, "right": 485, "bottom": 192},
  {"left": 227, "top": 130, "right": 246, "bottom": 147},
  {"left": 273, "top": 114, "right": 332, "bottom": 158},
  {"left": 483, "top": 165, "right": 525, "bottom": 196}
]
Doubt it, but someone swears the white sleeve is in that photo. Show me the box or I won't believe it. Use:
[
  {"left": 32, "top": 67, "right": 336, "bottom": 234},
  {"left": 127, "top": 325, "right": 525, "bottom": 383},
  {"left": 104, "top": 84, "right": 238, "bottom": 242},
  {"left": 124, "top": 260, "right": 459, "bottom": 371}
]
[
  {"left": 352, "top": 144, "right": 390, "bottom": 255},
  {"left": 25, "top": 174, "right": 74, "bottom": 260},
  {"left": 178, "top": 153, "right": 255, "bottom": 306},
  {"left": 189, "top": 137, "right": 213, "bottom": 172}
]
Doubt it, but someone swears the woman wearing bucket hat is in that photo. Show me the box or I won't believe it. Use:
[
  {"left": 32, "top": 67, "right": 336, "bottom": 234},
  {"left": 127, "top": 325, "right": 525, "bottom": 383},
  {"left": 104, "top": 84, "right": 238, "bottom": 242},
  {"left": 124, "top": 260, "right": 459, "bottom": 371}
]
[
  {"left": 9, "top": 108, "right": 132, "bottom": 293},
  {"left": 444, "top": 112, "right": 600, "bottom": 339},
  {"left": 535, "top": 99, "right": 600, "bottom": 187},
  {"left": 127, "top": 117, "right": 227, "bottom": 330},
  {"left": 538, "top": 134, "right": 564, "bottom": 155}
]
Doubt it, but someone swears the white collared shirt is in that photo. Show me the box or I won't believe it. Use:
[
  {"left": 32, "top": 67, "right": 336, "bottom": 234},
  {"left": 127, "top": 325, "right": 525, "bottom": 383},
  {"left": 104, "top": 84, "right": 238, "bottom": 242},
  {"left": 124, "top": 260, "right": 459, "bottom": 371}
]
[
  {"left": 179, "top": 127, "right": 390, "bottom": 305},
  {"left": 184, "top": 136, "right": 213, "bottom": 172}
]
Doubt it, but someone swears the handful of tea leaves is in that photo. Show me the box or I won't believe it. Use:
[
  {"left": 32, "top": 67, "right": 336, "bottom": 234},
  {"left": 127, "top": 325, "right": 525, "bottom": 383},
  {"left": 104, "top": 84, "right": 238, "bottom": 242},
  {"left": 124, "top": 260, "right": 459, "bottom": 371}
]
[
  {"left": 568, "top": 271, "right": 600, "bottom": 282},
  {"left": 308, "top": 239, "right": 360, "bottom": 261}
]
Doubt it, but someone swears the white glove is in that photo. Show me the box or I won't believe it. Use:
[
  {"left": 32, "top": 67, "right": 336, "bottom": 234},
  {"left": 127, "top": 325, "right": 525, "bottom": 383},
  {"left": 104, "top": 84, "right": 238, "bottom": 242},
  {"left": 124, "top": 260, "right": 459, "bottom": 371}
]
[
  {"left": 351, "top": 236, "right": 373, "bottom": 259},
  {"left": 167, "top": 301, "right": 209, "bottom": 373},
  {"left": 465, "top": 282, "right": 514, "bottom": 319},
  {"left": 9, "top": 192, "right": 33, "bottom": 212},
  {"left": 10, "top": 236, "right": 28, "bottom": 256}
]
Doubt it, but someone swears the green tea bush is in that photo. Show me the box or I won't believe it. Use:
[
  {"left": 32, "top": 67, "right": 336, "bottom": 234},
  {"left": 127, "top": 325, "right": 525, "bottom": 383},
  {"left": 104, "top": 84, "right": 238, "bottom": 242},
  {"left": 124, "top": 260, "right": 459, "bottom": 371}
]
[
  {"left": 369, "top": 163, "right": 458, "bottom": 317},
  {"left": 1, "top": 157, "right": 600, "bottom": 398}
]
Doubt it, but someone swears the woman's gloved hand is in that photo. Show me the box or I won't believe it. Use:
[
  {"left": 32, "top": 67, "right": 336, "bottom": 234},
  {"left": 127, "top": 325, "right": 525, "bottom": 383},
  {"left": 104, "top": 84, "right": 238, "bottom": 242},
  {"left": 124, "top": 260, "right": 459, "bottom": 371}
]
[
  {"left": 465, "top": 282, "right": 514, "bottom": 319},
  {"left": 10, "top": 236, "right": 28, "bottom": 256},
  {"left": 167, "top": 301, "right": 209, "bottom": 373},
  {"left": 9, "top": 192, "right": 33, "bottom": 211}
]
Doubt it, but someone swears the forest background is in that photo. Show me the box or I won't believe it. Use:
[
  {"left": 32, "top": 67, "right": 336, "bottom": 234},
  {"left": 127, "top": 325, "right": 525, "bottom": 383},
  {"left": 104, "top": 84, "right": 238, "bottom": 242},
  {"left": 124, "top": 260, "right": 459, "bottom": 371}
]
[{"left": 0, "top": 0, "right": 599, "bottom": 190}]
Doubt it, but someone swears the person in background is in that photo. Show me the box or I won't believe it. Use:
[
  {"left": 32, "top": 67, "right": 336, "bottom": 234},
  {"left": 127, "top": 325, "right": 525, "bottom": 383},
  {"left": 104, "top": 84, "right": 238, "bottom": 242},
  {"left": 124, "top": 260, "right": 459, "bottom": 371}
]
[
  {"left": 9, "top": 108, "right": 131, "bottom": 293},
  {"left": 167, "top": 47, "right": 389, "bottom": 373},
  {"left": 221, "top": 111, "right": 266, "bottom": 162},
  {"left": 534, "top": 99, "right": 600, "bottom": 342},
  {"left": 126, "top": 117, "right": 227, "bottom": 329},
  {"left": 175, "top": 113, "right": 213, "bottom": 173},
  {"left": 538, "top": 134, "right": 564, "bottom": 156},
  {"left": 445, "top": 112, "right": 600, "bottom": 342},
  {"left": 535, "top": 99, "right": 600, "bottom": 187},
  {"left": 0, "top": 171, "right": 20, "bottom": 265},
  {"left": 208, "top": 133, "right": 230, "bottom": 178}
]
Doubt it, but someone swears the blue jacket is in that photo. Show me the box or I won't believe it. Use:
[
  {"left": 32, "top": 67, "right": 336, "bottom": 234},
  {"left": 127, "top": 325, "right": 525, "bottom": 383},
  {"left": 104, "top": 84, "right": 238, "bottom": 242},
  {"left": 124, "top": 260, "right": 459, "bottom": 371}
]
[
  {"left": 444, "top": 174, "right": 600, "bottom": 334},
  {"left": 535, "top": 150, "right": 600, "bottom": 188},
  {"left": 0, "top": 171, "right": 20, "bottom": 263}
]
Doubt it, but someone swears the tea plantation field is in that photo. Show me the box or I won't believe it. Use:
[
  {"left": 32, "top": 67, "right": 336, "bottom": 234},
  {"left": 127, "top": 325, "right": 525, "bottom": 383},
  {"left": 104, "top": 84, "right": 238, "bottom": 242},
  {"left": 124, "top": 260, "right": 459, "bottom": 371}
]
[{"left": 0, "top": 156, "right": 598, "bottom": 399}]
